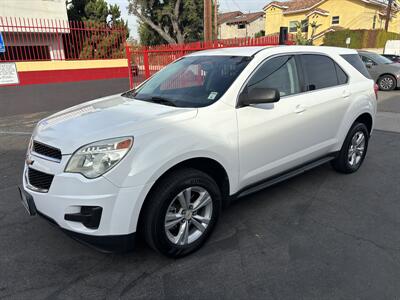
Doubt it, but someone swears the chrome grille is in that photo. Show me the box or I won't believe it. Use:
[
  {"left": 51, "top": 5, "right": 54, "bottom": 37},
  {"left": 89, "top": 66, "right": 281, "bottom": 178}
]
[
  {"left": 32, "top": 141, "right": 62, "bottom": 161},
  {"left": 27, "top": 168, "right": 54, "bottom": 192}
]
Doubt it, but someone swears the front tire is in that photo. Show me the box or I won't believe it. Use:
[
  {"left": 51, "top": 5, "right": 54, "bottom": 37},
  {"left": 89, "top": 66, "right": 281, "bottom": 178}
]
[
  {"left": 141, "top": 168, "right": 222, "bottom": 258},
  {"left": 378, "top": 74, "right": 396, "bottom": 91},
  {"left": 331, "top": 122, "right": 369, "bottom": 174}
]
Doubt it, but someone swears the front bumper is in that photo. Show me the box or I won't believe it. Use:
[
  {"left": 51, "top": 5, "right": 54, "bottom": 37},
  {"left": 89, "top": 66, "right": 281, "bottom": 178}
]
[
  {"left": 37, "top": 208, "right": 136, "bottom": 253},
  {"left": 21, "top": 153, "right": 150, "bottom": 250}
]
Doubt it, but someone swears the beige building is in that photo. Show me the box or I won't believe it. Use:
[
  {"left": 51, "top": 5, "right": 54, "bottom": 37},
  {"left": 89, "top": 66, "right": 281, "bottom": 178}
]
[{"left": 218, "top": 11, "right": 265, "bottom": 39}]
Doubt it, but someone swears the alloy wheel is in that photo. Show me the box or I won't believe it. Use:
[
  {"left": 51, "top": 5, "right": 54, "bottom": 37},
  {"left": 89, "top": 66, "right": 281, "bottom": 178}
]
[
  {"left": 380, "top": 77, "right": 394, "bottom": 90},
  {"left": 164, "top": 186, "right": 213, "bottom": 246},
  {"left": 348, "top": 131, "right": 366, "bottom": 167}
]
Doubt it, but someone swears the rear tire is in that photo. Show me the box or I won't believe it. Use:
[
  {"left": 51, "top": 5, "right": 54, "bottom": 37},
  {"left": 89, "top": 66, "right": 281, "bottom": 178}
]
[
  {"left": 378, "top": 74, "right": 396, "bottom": 91},
  {"left": 331, "top": 122, "right": 369, "bottom": 174},
  {"left": 141, "top": 168, "right": 221, "bottom": 258}
]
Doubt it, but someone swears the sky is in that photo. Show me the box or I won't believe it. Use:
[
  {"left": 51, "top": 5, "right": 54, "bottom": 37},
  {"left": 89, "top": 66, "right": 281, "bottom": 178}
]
[{"left": 107, "top": 0, "right": 270, "bottom": 39}]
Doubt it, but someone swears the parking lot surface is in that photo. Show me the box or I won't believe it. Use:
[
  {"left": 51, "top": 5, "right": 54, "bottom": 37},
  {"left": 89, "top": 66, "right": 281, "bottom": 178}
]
[{"left": 0, "top": 88, "right": 399, "bottom": 299}]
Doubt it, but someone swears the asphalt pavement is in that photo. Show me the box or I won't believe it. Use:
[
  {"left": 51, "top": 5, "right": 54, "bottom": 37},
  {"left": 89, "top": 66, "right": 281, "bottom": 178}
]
[{"left": 0, "top": 89, "right": 399, "bottom": 299}]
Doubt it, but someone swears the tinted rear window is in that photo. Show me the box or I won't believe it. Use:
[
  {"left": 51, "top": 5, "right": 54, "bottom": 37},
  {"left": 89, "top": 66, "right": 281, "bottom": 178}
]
[
  {"left": 341, "top": 54, "right": 371, "bottom": 79},
  {"left": 335, "top": 64, "right": 348, "bottom": 85},
  {"left": 301, "top": 54, "right": 339, "bottom": 90}
]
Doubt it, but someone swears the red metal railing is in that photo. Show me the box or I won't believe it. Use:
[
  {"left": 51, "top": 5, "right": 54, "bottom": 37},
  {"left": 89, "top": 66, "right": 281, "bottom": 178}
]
[
  {"left": 0, "top": 17, "right": 127, "bottom": 61},
  {"left": 126, "top": 34, "right": 295, "bottom": 89}
]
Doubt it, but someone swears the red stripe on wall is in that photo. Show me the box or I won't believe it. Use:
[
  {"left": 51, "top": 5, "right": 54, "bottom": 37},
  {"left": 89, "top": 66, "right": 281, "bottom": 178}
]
[{"left": 17, "top": 67, "right": 129, "bottom": 85}]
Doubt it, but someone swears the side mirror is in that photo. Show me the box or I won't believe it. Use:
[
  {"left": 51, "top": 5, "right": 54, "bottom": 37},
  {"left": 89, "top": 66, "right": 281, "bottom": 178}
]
[{"left": 239, "top": 88, "right": 280, "bottom": 107}]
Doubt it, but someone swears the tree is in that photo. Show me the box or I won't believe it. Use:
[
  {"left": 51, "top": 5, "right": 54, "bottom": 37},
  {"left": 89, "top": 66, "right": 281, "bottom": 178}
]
[
  {"left": 66, "top": 0, "right": 128, "bottom": 59},
  {"left": 309, "top": 21, "right": 322, "bottom": 45},
  {"left": 66, "top": 0, "right": 87, "bottom": 21},
  {"left": 128, "top": 0, "right": 204, "bottom": 45},
  {"left": 255, "top": 30, "right": 265, "bottom": 38}
]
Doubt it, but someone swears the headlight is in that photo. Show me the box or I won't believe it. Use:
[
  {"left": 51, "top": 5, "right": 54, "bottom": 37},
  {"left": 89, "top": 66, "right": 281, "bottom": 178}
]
[{"left": 65, "top": 137, "right": 133, "bottom": 179}]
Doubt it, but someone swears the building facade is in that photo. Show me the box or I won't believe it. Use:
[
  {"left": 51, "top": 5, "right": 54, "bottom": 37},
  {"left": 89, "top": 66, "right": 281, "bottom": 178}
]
[
  {"left": 0, "top": 0, "right": 68, "bottom": 60},
  {"left": 264, "top": 0, "right": 400, "bottom": 45},
  {"left": 218, "top": 11, "right": 265, "bottom": 39}
]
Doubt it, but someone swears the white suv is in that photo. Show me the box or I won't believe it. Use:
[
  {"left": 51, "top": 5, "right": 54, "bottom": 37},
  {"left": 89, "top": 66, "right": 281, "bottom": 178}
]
[{"left": 20, "top": 46, "right": 377, "bottom": 257}]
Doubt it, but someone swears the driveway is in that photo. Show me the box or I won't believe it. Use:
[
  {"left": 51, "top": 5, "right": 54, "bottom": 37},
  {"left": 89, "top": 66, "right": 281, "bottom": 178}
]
[{"left": 0, "top": 89, "right": 399, "bottom": 299}]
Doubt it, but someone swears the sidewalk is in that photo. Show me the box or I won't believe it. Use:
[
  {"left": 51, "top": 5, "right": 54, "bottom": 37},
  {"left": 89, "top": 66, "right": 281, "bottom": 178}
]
[{"left": 375, "top": 111, "right": 400, "bottom": 133}]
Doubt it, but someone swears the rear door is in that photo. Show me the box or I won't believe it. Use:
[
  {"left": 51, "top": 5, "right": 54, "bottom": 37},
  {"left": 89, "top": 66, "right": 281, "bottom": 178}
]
[{"left": 297, "top": 54, "right": 351, "bottom": 147}]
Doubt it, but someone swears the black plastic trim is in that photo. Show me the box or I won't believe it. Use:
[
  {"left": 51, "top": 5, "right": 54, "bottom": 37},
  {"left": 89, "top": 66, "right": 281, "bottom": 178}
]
[
  {"left": 233, "top": 153, "right": 338, "bottom": 199},
  {"left": 64, "top": 206, "right": 103, "bottom": 229},
  {"left": 36, "top": 209, "right": 135, "bottom": 253}
]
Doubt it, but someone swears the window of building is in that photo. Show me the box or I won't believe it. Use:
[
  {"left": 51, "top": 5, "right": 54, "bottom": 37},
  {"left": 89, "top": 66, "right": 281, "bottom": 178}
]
[
  {"left": 238, "top": 23, "right": 246, "bottom": 29},
  {"left": 301, "top": 19, "right": 309, "bottom": 33},
  {"left": 332, "top": 16, "right": 340, "bottom": 25},
  {"left": 289, "top": 21, "right": 298, "bottom": 33},
  {"left": 300, "top": 54, "right": 340, "bottom": 90},
  {"left": 247, "top": 55, "right": 301, "bottom": 97},
  {"left": 373, "top": 15, "right": 377, "bottom": 29}
]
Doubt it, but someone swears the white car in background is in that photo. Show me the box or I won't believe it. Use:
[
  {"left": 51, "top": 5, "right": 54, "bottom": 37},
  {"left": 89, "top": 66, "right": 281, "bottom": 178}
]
[{"left": 20, "top": 46, "right": 377, "bottom": 257}]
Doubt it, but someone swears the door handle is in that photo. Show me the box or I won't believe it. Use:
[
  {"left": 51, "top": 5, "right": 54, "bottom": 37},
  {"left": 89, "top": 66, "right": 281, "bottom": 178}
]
[{"left": 294, "top": 104, "right": 306, "bottom": 114}]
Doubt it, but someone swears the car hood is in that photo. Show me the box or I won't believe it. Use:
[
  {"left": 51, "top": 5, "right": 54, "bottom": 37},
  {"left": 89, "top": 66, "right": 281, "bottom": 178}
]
[{"left": 33, "top": 94, "right": 198, "bottom": 154}]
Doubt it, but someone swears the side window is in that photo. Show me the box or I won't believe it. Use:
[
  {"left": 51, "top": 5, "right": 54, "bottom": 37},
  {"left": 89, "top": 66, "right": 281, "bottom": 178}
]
[
  {"left": 300, "top": 54, "right": 339, "bottom": 90},
  {"left": 360, "top": 55, "right": 375, "bottom": 65},
  {"left": 335, "top": 63, "right": 348, "bottom": 85},
  {"left": 247, "top": 55, "right": 301, "bottom": 97}
]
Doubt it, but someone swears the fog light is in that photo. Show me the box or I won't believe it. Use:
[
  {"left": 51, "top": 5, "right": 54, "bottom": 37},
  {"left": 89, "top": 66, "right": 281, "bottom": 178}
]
[{"left": 64, "top": 206, "right": 103, "bottom": 229}]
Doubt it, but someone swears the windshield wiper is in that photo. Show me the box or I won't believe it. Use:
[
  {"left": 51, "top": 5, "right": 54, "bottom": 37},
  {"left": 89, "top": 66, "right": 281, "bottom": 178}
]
[
  {"left": 121, "top": 90, "right": 137, "bottom": 99},
  {"left": 146, "top": 96, "right": 177, "bottom": 107}
]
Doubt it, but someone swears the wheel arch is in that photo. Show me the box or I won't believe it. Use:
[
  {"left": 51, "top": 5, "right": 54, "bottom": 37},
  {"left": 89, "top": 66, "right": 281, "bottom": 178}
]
[
  {"left": 353, "top": 112, "right": 373, "bottom": 134},
  {"left": 135, "top": 156, "right": 231, "bottom": 233}
]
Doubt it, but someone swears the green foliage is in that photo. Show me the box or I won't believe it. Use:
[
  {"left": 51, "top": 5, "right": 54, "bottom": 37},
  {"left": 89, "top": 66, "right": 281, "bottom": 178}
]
[
  {"left": 139, "top": 23, "right": 165, "bottom": 46},
  {"left": 255, "top": 30, "right": 265, "bottom": 38},
  {"left": 66, "top": 0, "right": 128, "bottom": 59},
  {"left": 324, "top": 29, "right": 400, "bottom": 48},
  {"left": 294, "top": 21, "right": 309, "bottom": 45}
]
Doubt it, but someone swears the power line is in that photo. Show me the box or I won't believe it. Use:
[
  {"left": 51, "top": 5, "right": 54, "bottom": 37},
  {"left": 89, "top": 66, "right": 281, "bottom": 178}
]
[{"left": 231, "top": 0, "right": 242, "bottom": 11}]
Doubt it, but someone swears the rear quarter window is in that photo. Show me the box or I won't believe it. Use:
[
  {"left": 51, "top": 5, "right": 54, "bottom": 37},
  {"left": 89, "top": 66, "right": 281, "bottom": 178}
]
[{"left": 341, "top": 54, "right": 372, "bottom": 79}]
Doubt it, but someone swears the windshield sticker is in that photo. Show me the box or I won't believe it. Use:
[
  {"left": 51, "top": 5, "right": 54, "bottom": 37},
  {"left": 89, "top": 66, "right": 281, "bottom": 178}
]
[{"left": 208, "top": 92, "right": 218, "bottom": 100}]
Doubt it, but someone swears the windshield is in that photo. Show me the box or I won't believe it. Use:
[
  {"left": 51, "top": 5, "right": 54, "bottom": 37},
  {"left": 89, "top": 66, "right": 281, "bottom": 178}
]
[
  {"left": 367, "top": 52, "right": 393, "bottom": 64},
  {"left": 124, "top": 56, "right": 252, "bottom": 108}
]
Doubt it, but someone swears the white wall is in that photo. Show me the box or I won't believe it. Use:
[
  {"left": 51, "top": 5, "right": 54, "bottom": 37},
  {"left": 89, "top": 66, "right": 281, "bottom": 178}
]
[
  {"left": 0, "top": 0, "right": 69, "bottom": 33},
  {"left": 219, "top": 17, "right": 265, "bottom": 39}
]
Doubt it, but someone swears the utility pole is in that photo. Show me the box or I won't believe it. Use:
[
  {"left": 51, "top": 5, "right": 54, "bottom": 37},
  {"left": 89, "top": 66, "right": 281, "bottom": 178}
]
[
  {"left": 214, "top": 0, "right": 218, "bottom": 40},
  {"left": 385, "top": 0, "right": 394, "bottom": 31},
  {"left": 204, "top": 0, "right": 213, "bottom": 41}
]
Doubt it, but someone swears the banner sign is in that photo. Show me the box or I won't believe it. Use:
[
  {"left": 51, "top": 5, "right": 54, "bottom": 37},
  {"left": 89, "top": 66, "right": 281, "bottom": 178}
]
[{"left": 0, "top": 63, "right": 19, "bottom": 86}]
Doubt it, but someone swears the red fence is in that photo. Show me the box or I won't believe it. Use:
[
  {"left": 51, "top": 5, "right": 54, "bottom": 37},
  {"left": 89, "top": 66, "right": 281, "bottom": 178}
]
[
  {"left": 126, "top": 34, "right": 294, "bottom": 89},
  {"left": 0, "top": 17, "right": 127, "bottom": 61}
]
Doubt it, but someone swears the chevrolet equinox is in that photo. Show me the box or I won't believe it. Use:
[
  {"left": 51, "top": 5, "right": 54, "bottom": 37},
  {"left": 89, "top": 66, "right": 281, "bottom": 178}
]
[{"left": 20, "top": 46, "right": 377, "bottom": 257}]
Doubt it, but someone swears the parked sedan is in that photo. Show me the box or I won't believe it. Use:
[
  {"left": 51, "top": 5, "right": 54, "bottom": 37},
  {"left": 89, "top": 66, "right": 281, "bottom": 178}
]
[
  {"left": 382, "top": 54, "right": 400, "bottom": 63},
  {"left": 358, "top": 50, "right": 400, "bottom": 91}
]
